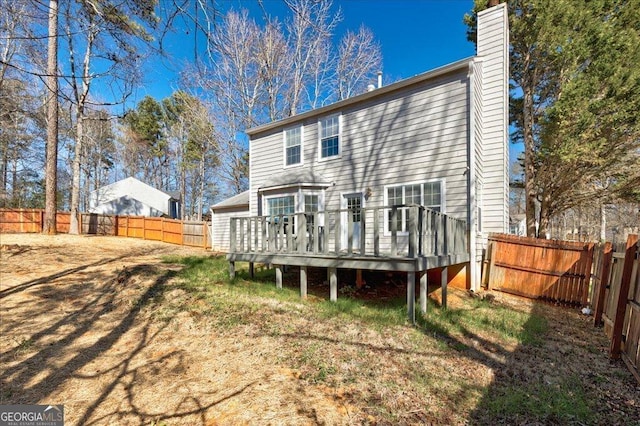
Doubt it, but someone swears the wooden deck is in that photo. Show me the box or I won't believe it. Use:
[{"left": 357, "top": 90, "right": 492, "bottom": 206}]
[{"left": 227, "top": 205, "right": 469, "bottom": 322}]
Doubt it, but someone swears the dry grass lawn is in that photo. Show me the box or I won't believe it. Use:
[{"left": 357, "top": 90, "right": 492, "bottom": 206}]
[{"left": 1, "top": 233, "right": 638, "bottom": 425}]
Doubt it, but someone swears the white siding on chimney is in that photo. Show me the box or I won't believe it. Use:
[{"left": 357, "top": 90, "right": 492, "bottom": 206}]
[{"left": 477, "top": 3, "right": 509, "bottom": 235}]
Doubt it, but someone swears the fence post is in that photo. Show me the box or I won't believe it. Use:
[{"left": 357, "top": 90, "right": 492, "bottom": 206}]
[
  {"left": 373, "top": 208, "right": 380, "bottom": 256},
  {"left": 230, "top": 218, "right": 237, "bottom": 253},
  {"left": 360, "top": 208, "right": 367, "bottom": 255},
  {"left": 593, "top": 242, "right": 613, "bottom": 327},
  {"left": 582, "top": 243, "right": 595, "bottom": 306},
  {"left": 203, "top": 222, "right": 208, "bottom": 249},
  {"left": 391, "top": 207, "right": 398, "bottom": 255},
  {"left": 486, "top": 239, "right": 497, "bottom": 290},
  {"left": 408, "top": 206, "right": 417, "bottom": 258},
  {"left": 443, "top": 215, "right": 449, "bottom": 255},
  {"left": 334, "top": 212, "right": 341, "bottom": 253},
  {"left": 161, "top": 217, "right": 165, "bottom": 243},
  {"left": 610, "top": 234, "right": 639, "bottom": 359},
  {"left": 40, "top": 210, "right": 44, "bottom": 233}
]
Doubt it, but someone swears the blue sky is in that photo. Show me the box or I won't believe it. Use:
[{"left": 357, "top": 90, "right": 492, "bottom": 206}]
[
  {"left": 138, "top": 0, "right": 477, "bottom": 101},
  {"left": 135, "top": 0, "right": 521, "bottom": 160}
]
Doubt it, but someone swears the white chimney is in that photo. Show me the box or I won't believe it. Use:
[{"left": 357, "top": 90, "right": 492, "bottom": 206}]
[{"left": 377, "top": 71, "right": 383, "bottom": 88}]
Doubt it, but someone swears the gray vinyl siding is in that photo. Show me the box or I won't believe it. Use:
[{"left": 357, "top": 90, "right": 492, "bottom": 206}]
[
  {"left": 477, "top": 3, "right": 509, "bottom": 234},
  {"left": 211, "top": 207, "right": 250, "bottom": 252},
  {"left": 250, "top": 71, "right": 470, "bottom": 253},
  {"left": 471, "top": 59, "right": 485, "bottom": 264}
]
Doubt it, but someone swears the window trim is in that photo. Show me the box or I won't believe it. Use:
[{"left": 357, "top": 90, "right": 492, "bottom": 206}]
[
  {"left": 283, "top": 125, "right": 303, "bottom": 168},
  {"left": 382, "top": 179, "right": 446, "bottom": 236},
  {"left": 317, "top": 113, "right": 341, "bottom": 162},
  {"left": 262, "top": 190, "right": 326, "bottom": 232},
  {"left": 264, "top": 194, "right": 296, "bottom": 216}
]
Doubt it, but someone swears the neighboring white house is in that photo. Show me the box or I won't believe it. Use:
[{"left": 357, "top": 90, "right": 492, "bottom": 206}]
[
  {"left": 218, "top": 3, "right": 509, "bottom": 293},
  {"left": 89, "top": 177, "right": 180, "bottom": 218},
  {"left": 210, "top": 190, "right": 250, "bottom": 251}
]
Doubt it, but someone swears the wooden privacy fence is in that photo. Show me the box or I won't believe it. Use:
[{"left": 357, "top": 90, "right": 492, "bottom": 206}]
[
  {"left": 0, "top": 208, "right": 210, "bottom": 249},
  {"left": 483, "top": 233, "right": 594, "bottom": 305},
  {"left": 0, "top": 208, "right": 71, "bottom": 233},
  {"left": 116, "top": 216, "right": 210, "bottom": 248},
  {"left": 591, "top": 235, "right": 640, "bottom": 382}
]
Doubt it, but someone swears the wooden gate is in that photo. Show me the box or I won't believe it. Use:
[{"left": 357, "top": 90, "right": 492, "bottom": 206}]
[
  {"left": 484, "top": 233, "right": 594, "bottom": 305},
  {"left": 592, "top": 235, "right": 640, "bottom": 381}
]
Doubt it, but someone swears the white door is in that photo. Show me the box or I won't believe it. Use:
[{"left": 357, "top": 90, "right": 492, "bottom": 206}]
[{"left": 341, "top": 193, "right": 363, "bottom": 251}]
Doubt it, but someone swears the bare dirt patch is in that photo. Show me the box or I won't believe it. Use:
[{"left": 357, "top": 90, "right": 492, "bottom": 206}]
[
  {"left": 0, "top": 234, "right": 347, "bottom": 425},
  {"left": 1, "top": 233, "right": 639, "bottom": 425}
]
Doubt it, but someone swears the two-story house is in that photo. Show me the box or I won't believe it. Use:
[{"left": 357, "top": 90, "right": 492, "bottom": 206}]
[{"left": 215, "top": 2, "right": 509, "bottom": 321}]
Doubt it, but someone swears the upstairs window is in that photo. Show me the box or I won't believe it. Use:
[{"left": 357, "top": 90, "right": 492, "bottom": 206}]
[
  {"left": 319, "top": 115, "right": 340, "bottom": 159},
  {"left": 284, "top": 126, "right": 302, "bottom": 166}
]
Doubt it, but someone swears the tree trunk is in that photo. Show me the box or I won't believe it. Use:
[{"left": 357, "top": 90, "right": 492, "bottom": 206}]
[
  {"left": 43, "top": 0, "right": 59, "bottom": 235},
  {"left": 1, "top": 140, "right": 6, "bottom": 199},
  {"left": 523, "top": 83, "right": 537, "bottom": 238},
  {"left": 600, "top": 202, "right": 606, "bottom": 242},
  {"left": 180, "top": 164, "right": 186, "bottom": 220},
  {"left": 538, "top": 198, "right": 551, "bottom": 239},
  {"left": 69, "top": 112, "right": 83, "bottom": 234},
  {"left": 198, "top": 154, "right": 204, "bottom": 221}
]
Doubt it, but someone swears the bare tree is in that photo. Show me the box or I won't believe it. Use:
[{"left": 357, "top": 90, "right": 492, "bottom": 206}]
[
  {"left": 164, "top": 91, "right": 218, "bottom": 219},
  {"left": 43, "top": 0, "right": 58, "bottom": 234},
  {"left": 284, "top": 0, "right": 340, "bottom": 115},
  {"left": 335, "top": 26, "right": 382, "bottom": 100},
  {"left": 257, "top": 19, "right": 290, "bottom": 121},
  {"left": 63, "top": 0, "right": 156, "bottom": 234},
  {"left": 181, "top": 0, "right": 382, "bottom": 198}
]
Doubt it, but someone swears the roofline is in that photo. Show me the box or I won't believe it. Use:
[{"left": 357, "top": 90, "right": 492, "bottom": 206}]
[
  {"left": 210, "top": 190, "right": 250, "bottom": 209},
  {"left": 246, "top": 57, "right": 474, "bottom": 137},
  {"left": 211, "top": 204, "right": 249, "bottom": 212},
  {"left": 258, "top": 181, "right": 334, "bottom": 193}
]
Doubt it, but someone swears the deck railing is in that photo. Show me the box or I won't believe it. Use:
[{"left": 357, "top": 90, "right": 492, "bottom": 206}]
[{"left": 229, "top": 205, "right": 467, "bottom": 259}]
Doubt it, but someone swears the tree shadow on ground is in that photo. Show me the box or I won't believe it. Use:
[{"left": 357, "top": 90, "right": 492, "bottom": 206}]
[
  {"left": 0, "top": 255, "right": 251, "bottom": 425},
  {"left": 464, "top": 300, "right": 640, "bottom": 425},
  {"left": 233, "top": 262, "right": 640, "bottom": 423}
]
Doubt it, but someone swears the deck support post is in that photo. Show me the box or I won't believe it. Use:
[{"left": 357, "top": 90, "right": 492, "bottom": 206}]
[
  {"left": 441, "top": 266, "right": 448, "bottom": 309},
  {"left": 328, "top": 267, "right": 337, "bottom": 302},
  {"left": 229, "top": 261, "right": 235, "bottom": 279},
  {"left": 275, "top": 265, "right": 283, "bottom": 289},
  {"left": 356, "top": 269, "right": 365, "bottom": 289},
  {"left": 407, "top": 271, "right": 415, "bottom": 324},
  {"left": 300, "top": 266, "right": 307, "bottom": 299},
  {"left": 249, "top": 262, "right": 255, "bottom": 279},
  {"left": 419, "top": 271, "right": 428, "bottom": 314}
]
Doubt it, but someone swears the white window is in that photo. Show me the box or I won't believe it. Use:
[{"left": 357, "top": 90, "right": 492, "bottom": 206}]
[
  {"left": 319, "top": 115, "right": 340, "bottom": 159},
  {"left": 384, "top": 180, "right": 444, "bottom": 233},
  {"left": 267, "top": 195, "right": 295, "bottom": 218},
  {"left": 284, "top": 126, "right": 302, "bottom": 166},
  {"left": 304, "top": 194, "right": 319, "bottom": 214},
  {"left": 304, "top": 194, "right": 319, "bottom": 227}
]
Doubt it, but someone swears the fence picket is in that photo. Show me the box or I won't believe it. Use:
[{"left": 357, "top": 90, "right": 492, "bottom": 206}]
[{"left": 0, "top": 208, "right": 211, "bottom": 249}]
